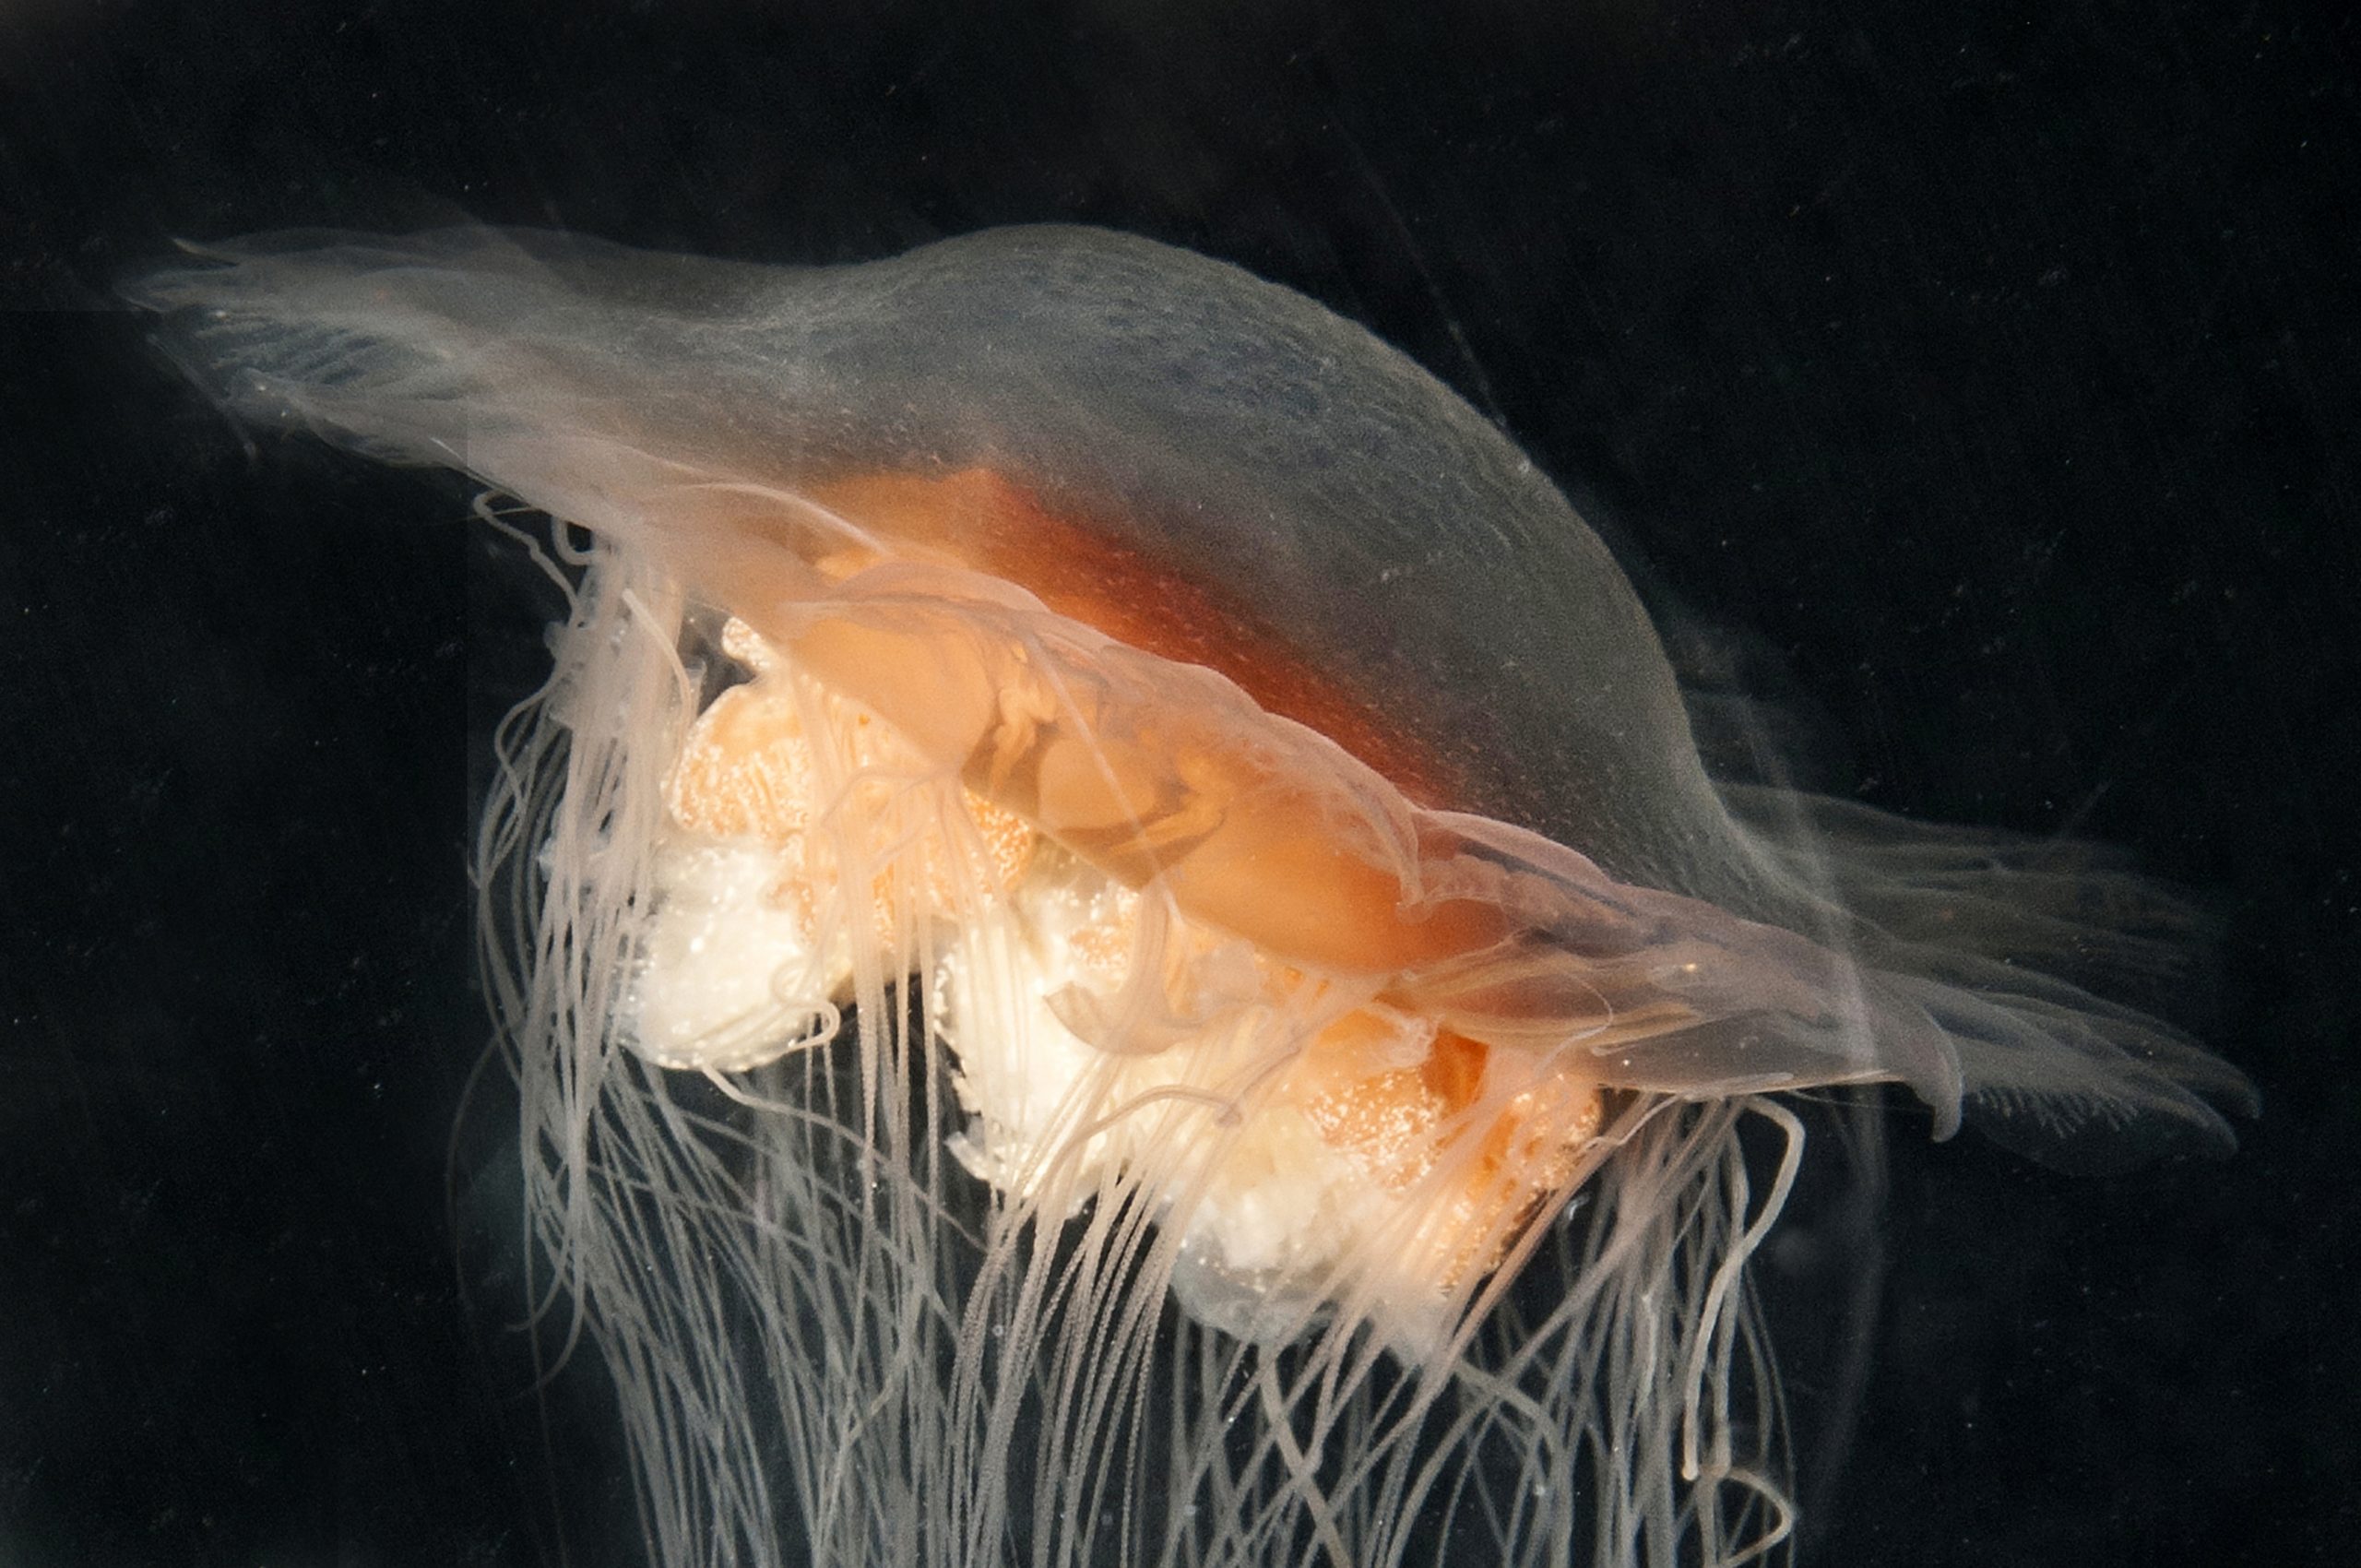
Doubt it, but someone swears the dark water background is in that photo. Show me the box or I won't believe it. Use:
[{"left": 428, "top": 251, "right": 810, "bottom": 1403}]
[{"left": 3, "top": 2, "right": 2353, "bottom": 1564}]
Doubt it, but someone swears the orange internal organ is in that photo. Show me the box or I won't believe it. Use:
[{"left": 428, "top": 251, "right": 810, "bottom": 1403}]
[{"left": 694, "top": 467, "right": 1526, "bottom": 980}]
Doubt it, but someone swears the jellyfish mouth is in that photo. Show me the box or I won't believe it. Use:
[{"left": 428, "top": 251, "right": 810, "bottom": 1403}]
[{"left": 622, "top": 603, "right": 1608, "bottom": 1349}]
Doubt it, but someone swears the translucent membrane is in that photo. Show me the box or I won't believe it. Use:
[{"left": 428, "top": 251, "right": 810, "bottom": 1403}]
[{"left": 130, "top": 225, "right": 2253, "bottom": 1568}]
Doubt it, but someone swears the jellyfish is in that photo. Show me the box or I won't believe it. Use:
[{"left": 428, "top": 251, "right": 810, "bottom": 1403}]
[{"left": 128, "top": 224, "right": 2251, "bottom": 1568}]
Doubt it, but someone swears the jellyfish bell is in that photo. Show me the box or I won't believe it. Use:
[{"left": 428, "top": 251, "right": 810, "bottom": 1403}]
[{"left": 130, "top": 224, "right": 2252, "bottom": 1567}]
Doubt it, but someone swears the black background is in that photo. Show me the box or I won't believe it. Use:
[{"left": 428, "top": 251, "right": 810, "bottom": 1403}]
[{"left": 2, "top": 2, "right": 2354, "bottom": 1564}]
